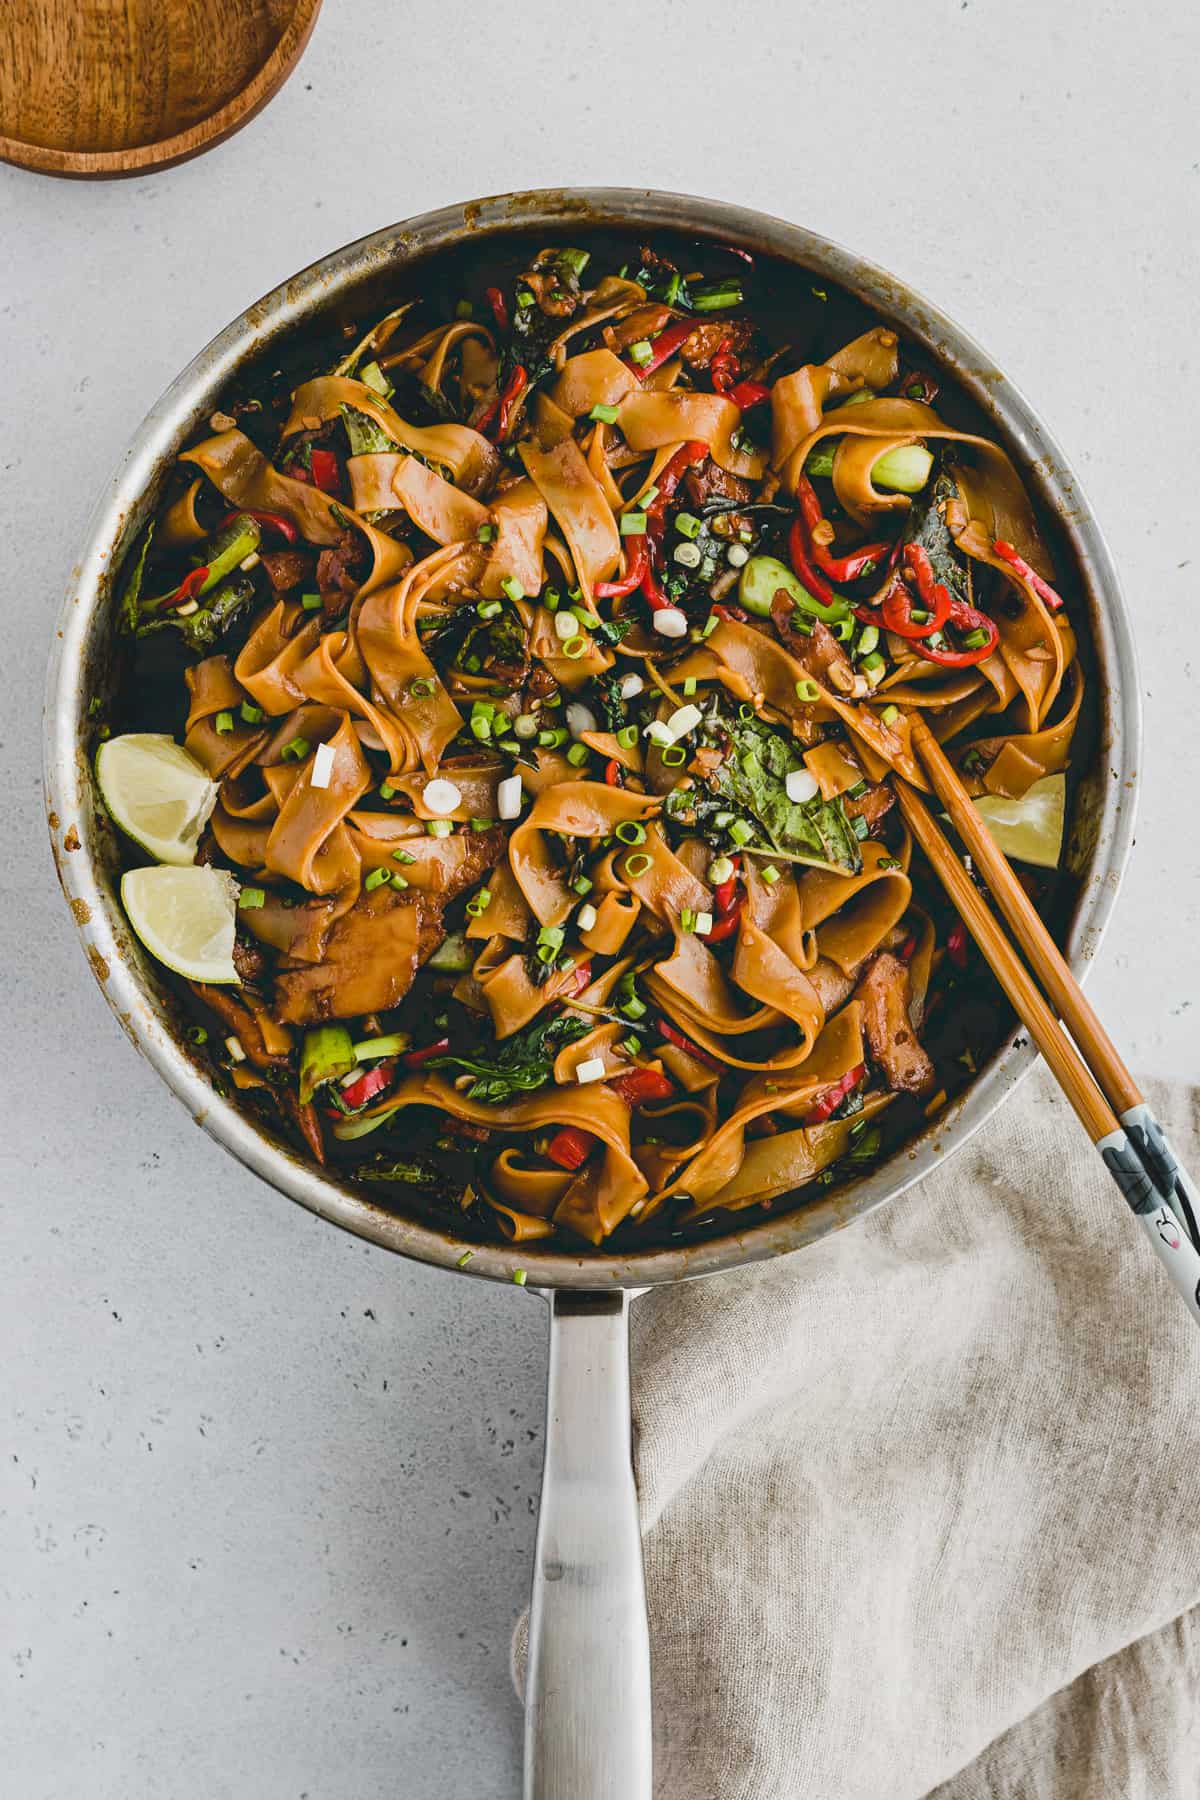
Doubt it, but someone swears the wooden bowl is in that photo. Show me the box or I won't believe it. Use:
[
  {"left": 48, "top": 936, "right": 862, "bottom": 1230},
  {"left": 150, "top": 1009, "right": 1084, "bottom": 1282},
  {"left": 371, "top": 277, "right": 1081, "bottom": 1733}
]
[{"left": 0, "top": 0, "right": 324, "bottom": 179}]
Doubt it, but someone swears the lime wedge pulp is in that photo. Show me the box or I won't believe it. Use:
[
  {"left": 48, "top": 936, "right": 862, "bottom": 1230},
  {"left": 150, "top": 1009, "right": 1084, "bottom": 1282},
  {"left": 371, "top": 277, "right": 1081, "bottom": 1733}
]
[
  {"left": 971, "top": 774, "right": 1066, "bottom": 870},
  {"left": 96, "top": 733, "right": 219, "bottom": 866},
  {"left": 120, "top": 865, "right": 240, "bottom": 984}
]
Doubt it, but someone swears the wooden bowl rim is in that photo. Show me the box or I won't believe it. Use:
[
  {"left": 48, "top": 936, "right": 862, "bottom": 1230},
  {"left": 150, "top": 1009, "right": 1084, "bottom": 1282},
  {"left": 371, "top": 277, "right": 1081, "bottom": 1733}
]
[{"left": 0, "top": 0, "right": 324, "bottom": 179}]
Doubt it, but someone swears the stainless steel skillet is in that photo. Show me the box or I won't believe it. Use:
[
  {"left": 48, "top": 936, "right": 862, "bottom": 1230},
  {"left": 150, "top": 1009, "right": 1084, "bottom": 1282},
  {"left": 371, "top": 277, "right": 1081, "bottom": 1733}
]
[{"left": 44, "top": 189, "right": 1140, "bottom": 1798}]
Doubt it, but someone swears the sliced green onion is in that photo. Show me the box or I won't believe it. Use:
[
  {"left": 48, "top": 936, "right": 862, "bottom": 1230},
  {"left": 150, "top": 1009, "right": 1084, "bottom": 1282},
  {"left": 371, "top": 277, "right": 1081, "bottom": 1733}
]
[
  {"left": 562, "top": 635, "right": 588, "bottom": 660},
  {"left": 538, "top": 727, "right": 569, "bottom": 749},
  {"left": 477, "top": 599, "right": 502, "bottom": 620},
  {"left": 365, "top": 867, "right": 391, "bottom": 890},
  {"left": 512, "top": 1270, "right": 528, "bottom": 1287},
  {"left": 620, "top": 511, "right": 648, "bottom": 536},
  {"left": 476, "top": 523, "right": 495, "bottom": 543},
  {"left": 628, "top": 339, "right": 653, "bottom": 366},
  {"left": 391, "top": 846, "right": 416, "bottom": 863},
  {"left": 624, "top": 852, "right": 652, "bottom": 878},
  {"left": 708, "top": 855, "right": 735, "bottom": 885},
  {"left": 857, "top": 625, "right": 880, "bottom": 656},
  {"left": 761, "top": 865, "right": 781, "bottom": 885},
  {"left": 426, "top": 819, "right": 454, "bottom": 837},
  {"left": 557, "top": 247, "right": 590, "bottom": 276},
  {"left": 470, "top": 818, "right": 496, "bottom": 832},
  {"left": 589, "top": 403, "right": 620, "bottom": 424},
  {"left": 682, "top": 677, "right": 697, "bottom": 697},
  {"left": 691, "top": 282, "right": 743, "bottom": 312},
  {"left": 470, "top": 713, "right": 492, "bottom": 741},
  {"left": 832, "top": 618, "right": 855, "bottom": 642},
  {"left": 538, "top": 924, "right": 565, "bottom": 950},
  {"left": 187, "top": 1024, "right": 208, "bottom": 1045},
  {"left": 675, "top": 512, "right": 702, "bottom": 539},
  {"left": 701, "top": 613, "right": 719, "bottom": 639},
  {"left": 680, "top": 907, "right": 697, "bottom": 933},
  {"left": 661, "top": 745, "right": 687, "bottom": 766},
  {"left": 962, "top": 628, "right": 990, "bottom": 649},
  {"left": 391, "top": 875, "right": 410, "bottom": 888},
  {"left": 729, "top": 819, "right": 754, "bottom": 847},
  {"left": 409, "top": 677, "right": 435, "bottom": 697},
  {"left": 566, "top": 742, "right": 590, "bottom": 766},
  {"left": 543, "top": 588, "right": 561, "bottom": 611},
  {"left": 637, "top": 485, "right": 660, "bottom": 508},
  {"left": 847, "top": 780, "right": 868, "bottom": 799},
  {"left": 281, "top": 735, "right": 310, "bottom": 761},
  {"left": 622, "top": 1034, "right": 643, "bottom": 1055},
  {"left": 572, "top": 875, "right": 594, "bottom": 896},
  {"left": 881, "top": 705, "right": 900, "bottom": 727},
  {"left": 238, "top": 886, "right": 265, "bottom": 909},
  {"left": 794, "top": 678, "right": 820, "bottom": 703},
  {"left": 360, "top": 359, "right": 393, "bottom": 397},
  {"left": 616, "top": 725, "right": 638, "bottom": 749},
  {"left": 496, "top": 737, "right": 520, "bottom": 754},
  {"left": 380, "top": 783, "right": 397, "bottom": 799},
  {"left": 240, "top": 701, "right": 265, "bottom": 724},
  {"left": 622, "top": 994, "right": 647, "bottom": 1020},
  {"left": 299, "top": 1024, "right": 356, "bottom": 1104},
  {"left": 872, "top": 445, "right": 933, "bottom": 494},
  {"left": 804, "top": 446, "right": 836, "bottom": 480},
  {"left": 860, "top": 651, "right": 886, "bottom": 675},
  {"left": 615, "top": 821, "right": 646, "bottom": 845},
  {"left": 456, "top": 1247, "right": 474, "bottom": 1266},
  {"left": 501, "top": 576, "right": 525, "bottom": 603}
]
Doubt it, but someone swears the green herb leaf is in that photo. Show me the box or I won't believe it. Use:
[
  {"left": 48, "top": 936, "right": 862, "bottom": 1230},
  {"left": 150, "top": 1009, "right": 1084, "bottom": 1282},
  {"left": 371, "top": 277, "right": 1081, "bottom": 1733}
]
[
  {"left": 340, "top": 403, "right": 399, "bottom": 456},
  {"left": 426, "top": 1010, "right": 590, "bottom": 1105},
  {"left": 712, "top": 713, "right": 862, "bottom": 873},
  {"left": 901, "top": 466, "right": 969, "bottom": 605},
  {"left": 118, "top": 520, "right": 156, "bottom": 633}
]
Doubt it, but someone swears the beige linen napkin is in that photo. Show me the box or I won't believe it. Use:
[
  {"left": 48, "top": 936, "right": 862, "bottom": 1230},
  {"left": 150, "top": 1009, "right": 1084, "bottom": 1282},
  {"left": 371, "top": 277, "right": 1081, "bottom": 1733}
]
[{"left": 518, "top": 1070, "right": 1200, "bottom": 1797}]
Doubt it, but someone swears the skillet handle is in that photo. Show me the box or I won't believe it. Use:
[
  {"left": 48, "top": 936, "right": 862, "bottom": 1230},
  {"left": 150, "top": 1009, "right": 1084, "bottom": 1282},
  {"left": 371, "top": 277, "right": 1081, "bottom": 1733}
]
[{"left": 524, "top": 1289, "right": 652, "bottom": 1799}]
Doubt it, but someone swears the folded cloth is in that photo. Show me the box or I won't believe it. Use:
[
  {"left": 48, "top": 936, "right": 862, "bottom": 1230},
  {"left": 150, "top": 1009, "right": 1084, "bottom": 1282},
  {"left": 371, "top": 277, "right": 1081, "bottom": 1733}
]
[{"left": 516, "top": 1070, "right": 1200, "bottom": 1798}]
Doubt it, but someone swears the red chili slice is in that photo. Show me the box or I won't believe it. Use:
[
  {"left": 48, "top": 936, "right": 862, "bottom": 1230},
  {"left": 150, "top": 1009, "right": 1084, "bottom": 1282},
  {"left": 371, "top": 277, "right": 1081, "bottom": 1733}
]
[
  {"left": 991, "top": 539, "right": 1065, "bottom": 611},
  {"left": 611, "top": 1068, "right": 676, "bottom": 1107},
  {"left": 704, "top": 898, "right": 743, "bottom": 943},
  {"left": 546, "top": 1126, "right": 596, "bottom": 1171},
  {"left": 623, "top": 319, "right": 694, "bottom": 378},
  {"left": 338, "top": 1061, "right": 394, "bottom": 1110},
  {"left": 795, "top": 475, "right": 890, "bottom": 584},
  {"left": 727, "top": 379, "right": 771, "bottom": 412},
  {"left": 485, "top": 286, "right": 509, "bottom": 332},
  {"left": 947, "top": 922, "right": 969, "bottom": 969},
  {"left": 161, "top": 565, "right": 210, "bottom": 611},
  {"left": 604, "top": 758, "right": 623, "bottom": 788},
  {"left": 595, "top": 533, "right": 648, "bottom": 600},
  {"left": 801, "top": 1064, "right": 865, "bottom": 1126},
  {"left": 658, "top": 1019, "right": 724, "bottom": 1072},
  {"left": 403, "top": 1036, "right": 452, "bottom": 1068},
  {"left": 309, "top": 448, "right": 343, "bottom": 496}
]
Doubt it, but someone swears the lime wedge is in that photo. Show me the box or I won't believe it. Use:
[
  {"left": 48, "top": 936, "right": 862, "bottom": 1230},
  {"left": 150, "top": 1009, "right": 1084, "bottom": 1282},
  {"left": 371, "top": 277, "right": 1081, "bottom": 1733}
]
[
  {"left": 120, "top": 866, "right": 240, "bottom": 984},
  {"left": 971, "top": 774, "right": 1066, "bottom": 870},
  {"left": 96, "top": 733, "right": 219, "bottom": 866}
]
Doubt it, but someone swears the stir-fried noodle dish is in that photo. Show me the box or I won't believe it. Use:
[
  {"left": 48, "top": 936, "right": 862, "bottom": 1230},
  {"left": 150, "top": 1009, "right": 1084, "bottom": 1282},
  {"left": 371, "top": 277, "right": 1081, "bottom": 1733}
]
[{"left": 102, "top": 237, "right": 1087, "bottom": 1250}]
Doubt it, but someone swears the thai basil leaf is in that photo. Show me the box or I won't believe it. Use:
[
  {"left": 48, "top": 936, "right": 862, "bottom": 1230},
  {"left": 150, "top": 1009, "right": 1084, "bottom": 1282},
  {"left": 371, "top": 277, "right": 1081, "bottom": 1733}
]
[
  {"left": 340, "top": 404, "right": 398, "bottom": 455},
  {"left": 426, "top": 1010, "right": 590, "bottom": 1105},
  {"left": 715, "top": 714, "right": 862, "bottom": 874},
  {"left": 902, "top": 466, "right": 968, "bottom": 605}
]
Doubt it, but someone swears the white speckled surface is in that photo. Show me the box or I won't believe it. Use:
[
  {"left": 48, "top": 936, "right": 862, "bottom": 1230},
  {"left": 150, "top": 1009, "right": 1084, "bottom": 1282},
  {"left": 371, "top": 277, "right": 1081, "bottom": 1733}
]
[{"left": 3, "top": 2, "right": 1197, "bottom": 1793}]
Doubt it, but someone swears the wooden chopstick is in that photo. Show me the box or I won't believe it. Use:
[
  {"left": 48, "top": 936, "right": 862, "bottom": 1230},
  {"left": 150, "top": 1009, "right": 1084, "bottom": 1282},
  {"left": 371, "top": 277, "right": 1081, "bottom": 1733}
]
[
  {"left": 895, "top": 726, "right": 1200, "bottom": 1327},
  {"left": 908, "top": 716, "right": 1200, "bottom": 1254}
]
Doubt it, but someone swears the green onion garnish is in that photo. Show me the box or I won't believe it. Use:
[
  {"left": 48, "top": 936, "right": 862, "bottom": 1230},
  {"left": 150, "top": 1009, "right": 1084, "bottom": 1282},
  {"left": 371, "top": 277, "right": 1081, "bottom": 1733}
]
[
  {"left": 628, "top": 340, "right": 653, "bottom": 366},
  {"left": 477, "top": 599, "right": 502, "bottom": 620},
  {"left": 620, "top": 511, "right": 647, "bottom": 536},
  {"left": 238, "top": 886, "right": 265, "bottom": 909},
  {"left": 661, "top": 745, "right": 687, "bottom": 766},
  {"left": 637, "top": 485, "right": 660, "bottom": 508},
  {"left": 301, "top": 592, "right": 323, "bottom": 611},
  {"left": 857, "top": 625, "right": 880, "bottom": 656},
  {"left": 624, "top": 852, "right": 653, "bottom": 878},
  {"left": 566, "top": 742, "right": 590, "bottom": 766},
  {"left": 701, "top": 613, "right": 719, "bottom": 639},
  {"left": 538, "top": 924, "right": 565, "bottom": 949},
  {"left": 962, "top": 628, "right": 990, "bottom": 649},
  {"left": 572, "top": 875, "right": 594, "bottom": 896},
  {"left": 881, "top": 705, "right": 900, "bottom": 727},
  {"left": 761, "top": 865, "right": 781, "bottom": 885},
  {"left": 512, "top": 1270, "right": 528, "bottom": 1287},
  {"left": 589, "top": 403, "right": 620, "bottom": 424},
  {"left": 476, "top": 524, "right": 495, "bottom": 543},
  {"left": 380, "top": 783, "right": 397, "bottom": 799},
  {"left": 616, "top": 725, "right": 638, "bottom": 749},
  {"left": 794, "top": 678, "right": 820, "bottom": 702},
  {"left": 850, "top": 814, "right": 870, "bottom": 840},
  {"left": 187, "top": 1025, "right": 208, "bottom": 1045},
  {"left": 675, "top": 512, "right": 702, "bottom": 539},
  {"left": 501, "top": 576, "right": 525, "bottom": 603},
  {"left": 426, "top": 819, "right": 454, "bottom": 837},
  {"left": 215, "top": 710, "right": 235, "bottom": 735},
  {"left": 391, "top": 846, "right": 416, "bottom": 863},
  {"left": 691, "top": 282, "right": 743, "bottom": 312},
  {"left": 682, "top": 677, "right": 697, "bottom": 696},
  {"left": 562, "top": 636, "right": 588, "bottom": 660},
  {"left": 240, "top": 702, "right": 265, "bottom": 724},
  {"left": 622, "top": 995, "right": 647, "bottom": 1020},
  {"left": 281, "top": 735, "right": 310, "bottom": 761},
  {"left": 409, "top": 677, "right": 435, "bottom": 697},
  {"left": 615, "top": 821, "right": 646, "bottom": 845},
  {"left": 729, "top": 819, "right": 754, "bottom": 847},
  {"left": 365, "top": 868, "right": 391, "bottom": 891},
  {"left": 538, "top": 727, "right": 569, "bottom": 748},
  {"left": 860, "top": 652, "right": 885, "bottom": 675}
]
